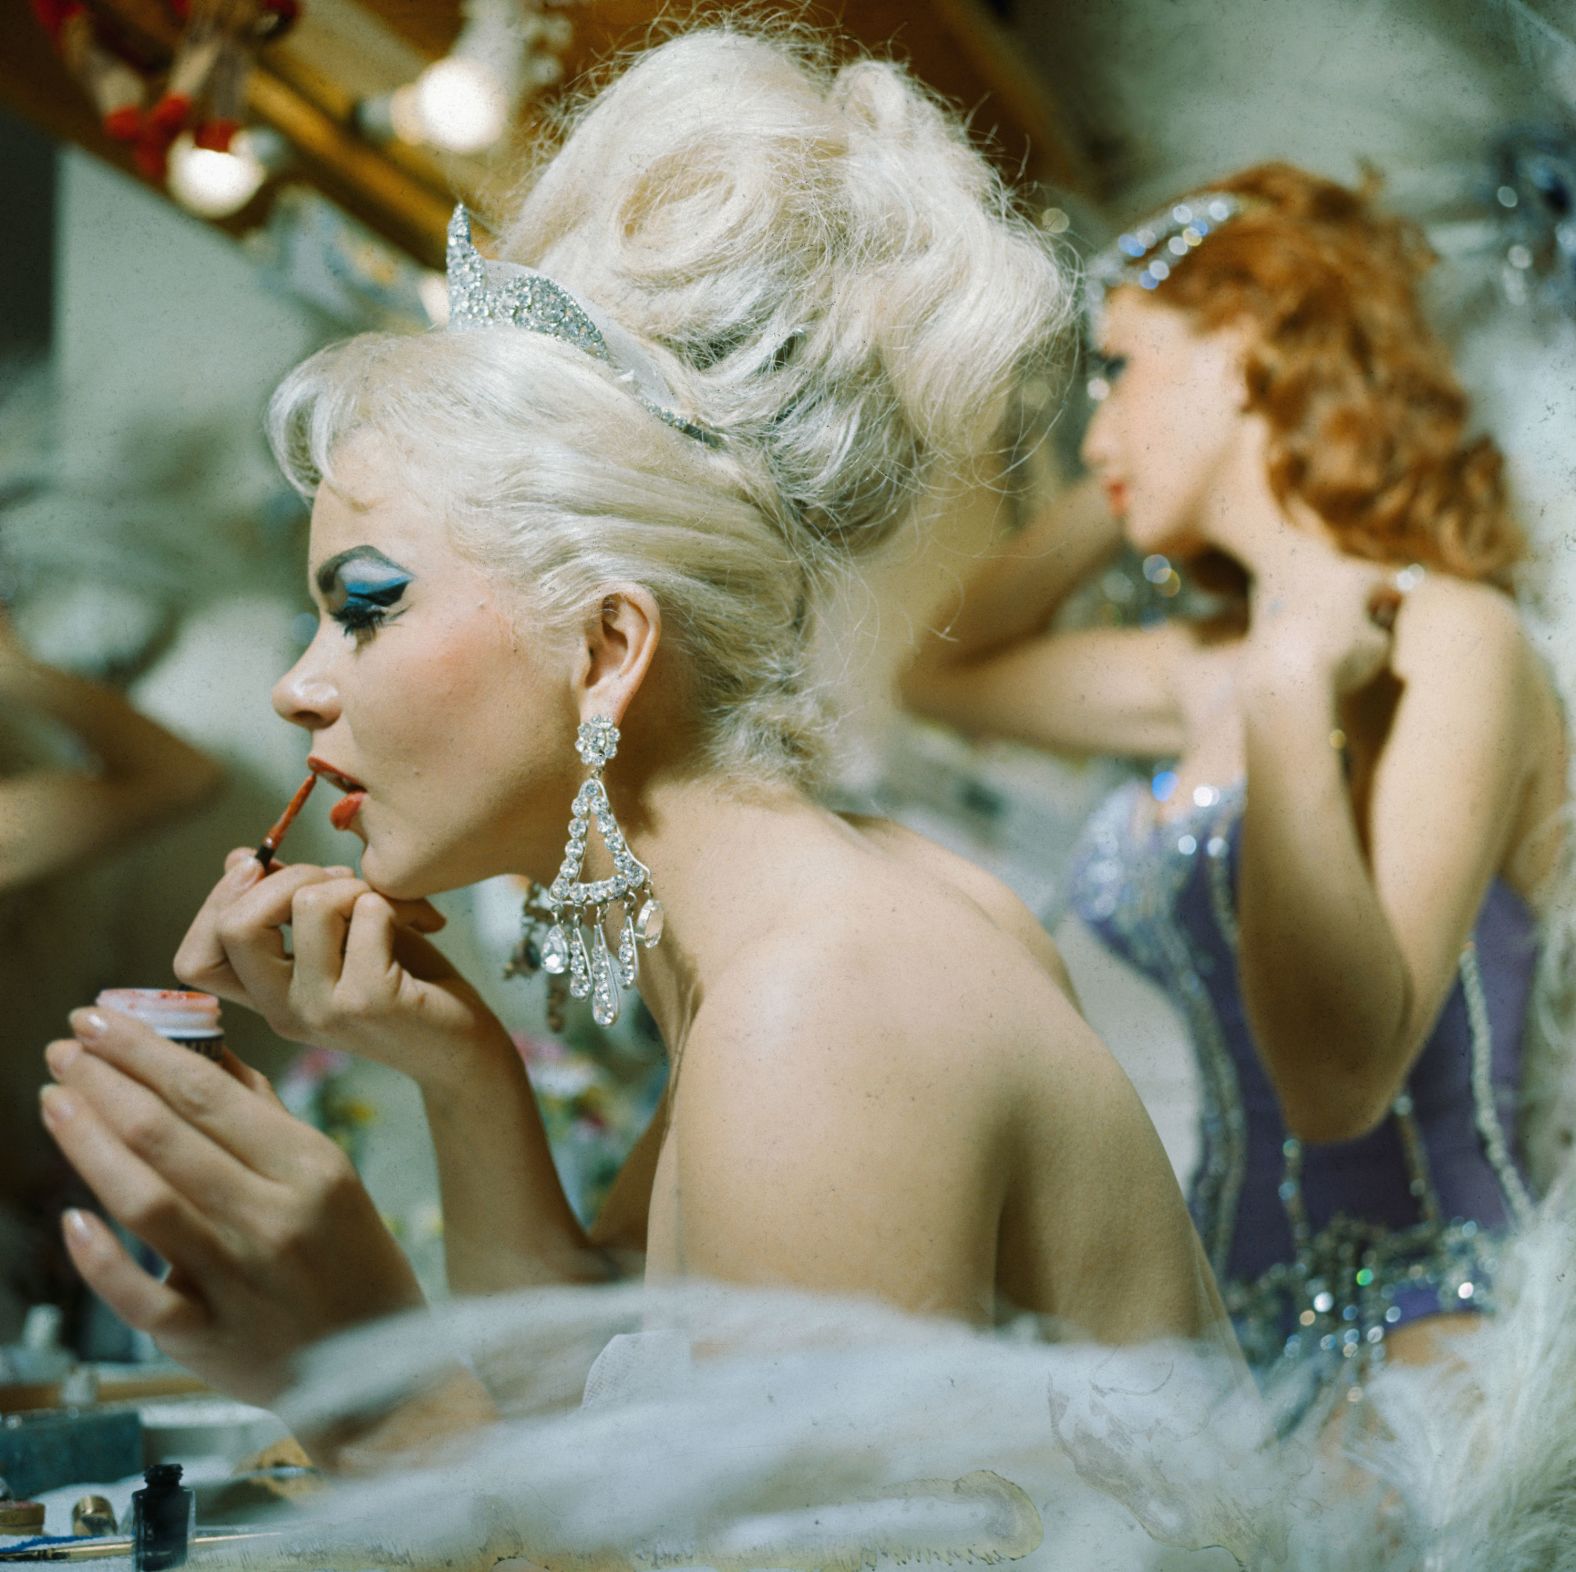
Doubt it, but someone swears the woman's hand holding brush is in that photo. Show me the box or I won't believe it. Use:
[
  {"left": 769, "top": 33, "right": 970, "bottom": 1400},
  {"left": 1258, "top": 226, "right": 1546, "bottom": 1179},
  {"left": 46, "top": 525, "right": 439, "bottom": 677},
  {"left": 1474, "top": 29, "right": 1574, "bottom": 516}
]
[{"left": 175, "top": 844, "right": 516, "bottom": 1092}]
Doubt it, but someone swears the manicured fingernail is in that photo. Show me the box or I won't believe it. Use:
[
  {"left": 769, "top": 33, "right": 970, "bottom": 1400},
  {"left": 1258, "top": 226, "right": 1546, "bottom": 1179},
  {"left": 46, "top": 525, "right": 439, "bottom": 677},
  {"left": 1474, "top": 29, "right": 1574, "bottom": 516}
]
[
  {"left": 63, "top": 1209, "right": 96, "bottom": 1246},
  {"left": 45, "top": 1039, "right": 81, "bottom": 1075},
  {"left": 39, "top": 1085, "right": 76, "bottom": 1125},
  {"left": 229, "top": 858, "right": 264, "bottom": 888},
  {"left": 70, "top": 1009, "right": 108, "bottom": 1043}
]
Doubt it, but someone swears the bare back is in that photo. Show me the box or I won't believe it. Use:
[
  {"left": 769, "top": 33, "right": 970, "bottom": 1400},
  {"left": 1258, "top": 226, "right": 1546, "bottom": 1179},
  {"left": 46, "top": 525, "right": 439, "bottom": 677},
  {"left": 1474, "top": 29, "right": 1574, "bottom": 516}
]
[{"left": 602, "top": 812, "right": 1230, "bottom": 1350}]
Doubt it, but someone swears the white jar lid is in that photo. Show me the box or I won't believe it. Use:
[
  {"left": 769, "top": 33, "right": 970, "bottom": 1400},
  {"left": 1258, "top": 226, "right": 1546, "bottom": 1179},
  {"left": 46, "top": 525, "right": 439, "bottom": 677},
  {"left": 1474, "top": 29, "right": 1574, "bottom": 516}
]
[{"left": 96, "top": 989, "right": 222, "bottom": 1038}]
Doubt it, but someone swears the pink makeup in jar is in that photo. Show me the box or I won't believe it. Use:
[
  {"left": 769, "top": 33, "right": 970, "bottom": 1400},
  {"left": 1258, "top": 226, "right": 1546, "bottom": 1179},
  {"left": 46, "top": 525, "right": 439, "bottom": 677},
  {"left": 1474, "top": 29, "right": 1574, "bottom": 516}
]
[{"left": 94, "top": 990, "right": 225, "bottom": 1060}]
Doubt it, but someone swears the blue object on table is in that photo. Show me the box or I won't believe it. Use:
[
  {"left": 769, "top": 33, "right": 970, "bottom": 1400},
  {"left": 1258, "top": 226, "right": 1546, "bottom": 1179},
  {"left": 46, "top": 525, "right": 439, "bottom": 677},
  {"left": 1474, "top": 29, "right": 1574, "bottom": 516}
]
[
  {"left": 0, "top": 1410, "right": 143, "bottom": 1500},
  {"left": 0, "top": 1534, "right": 83, "bottom": 1555}
]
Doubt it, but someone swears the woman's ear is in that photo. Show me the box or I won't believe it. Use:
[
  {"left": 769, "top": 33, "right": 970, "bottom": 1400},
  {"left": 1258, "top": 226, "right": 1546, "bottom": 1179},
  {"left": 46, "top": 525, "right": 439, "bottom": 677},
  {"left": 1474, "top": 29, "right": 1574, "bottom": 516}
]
[{"left": 575, "top": 584, "right": 662, "bottom": 726}]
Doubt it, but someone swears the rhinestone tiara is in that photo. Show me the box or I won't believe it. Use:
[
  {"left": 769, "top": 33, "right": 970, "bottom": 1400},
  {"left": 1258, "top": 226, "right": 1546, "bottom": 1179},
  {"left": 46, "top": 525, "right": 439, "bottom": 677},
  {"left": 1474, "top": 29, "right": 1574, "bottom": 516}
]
[
  {"left": 445, "top": 205, "right": 720, "bottom": 447},
  {"left": 1086, "top": 190, "right": 1247, "bottom": 325}
]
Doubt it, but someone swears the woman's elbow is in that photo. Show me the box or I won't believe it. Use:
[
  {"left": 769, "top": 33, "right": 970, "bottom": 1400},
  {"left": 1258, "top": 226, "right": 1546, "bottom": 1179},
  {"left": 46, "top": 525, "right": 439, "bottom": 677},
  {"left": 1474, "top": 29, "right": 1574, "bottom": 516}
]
[
  {"left": 1260, "top": 987, "right": 1415, "bottom": 1145},
  {"left": 1277, "top": 1067, "right": 1399, "bottom": 1146}
]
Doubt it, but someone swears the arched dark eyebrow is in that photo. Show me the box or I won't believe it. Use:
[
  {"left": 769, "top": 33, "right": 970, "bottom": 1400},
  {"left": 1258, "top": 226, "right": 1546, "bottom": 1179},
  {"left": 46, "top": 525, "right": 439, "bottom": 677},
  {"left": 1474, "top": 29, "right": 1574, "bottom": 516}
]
[{"left": 314, "top": 546, "right": 412, "bottom": 596}]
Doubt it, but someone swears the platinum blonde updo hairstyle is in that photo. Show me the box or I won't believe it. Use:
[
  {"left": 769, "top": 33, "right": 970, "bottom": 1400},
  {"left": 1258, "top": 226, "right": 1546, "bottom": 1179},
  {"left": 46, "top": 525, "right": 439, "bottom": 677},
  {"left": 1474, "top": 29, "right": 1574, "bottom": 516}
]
[{"left": 268, "top": 24, "right": 1070, "bottom": 786}]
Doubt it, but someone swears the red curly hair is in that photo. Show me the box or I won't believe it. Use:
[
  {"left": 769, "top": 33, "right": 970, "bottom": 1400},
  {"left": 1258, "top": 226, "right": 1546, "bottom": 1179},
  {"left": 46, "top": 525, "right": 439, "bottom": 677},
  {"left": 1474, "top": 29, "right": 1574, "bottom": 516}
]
[{"left": 1142, "top": 162, "right": 1524, "bottom": 585}]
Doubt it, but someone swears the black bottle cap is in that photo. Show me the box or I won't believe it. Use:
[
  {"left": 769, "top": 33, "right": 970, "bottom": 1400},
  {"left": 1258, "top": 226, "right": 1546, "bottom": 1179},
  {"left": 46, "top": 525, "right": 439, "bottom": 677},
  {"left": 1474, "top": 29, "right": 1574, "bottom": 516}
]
[{"left": 143, "top": 1464, "right": 184, "bottom": 1489}]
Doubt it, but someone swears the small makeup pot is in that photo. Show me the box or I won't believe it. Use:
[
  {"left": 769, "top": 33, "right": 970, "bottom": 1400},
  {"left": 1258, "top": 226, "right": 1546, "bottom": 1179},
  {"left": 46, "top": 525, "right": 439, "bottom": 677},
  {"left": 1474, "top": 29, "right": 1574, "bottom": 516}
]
[
  {"left": 0, "top": 1498, "right": 46, "bottom": 1534},
  {"left": 95, "top": 991, "right": 225, "bottom": 1061},
  {"left": 72, "top": 1494, "right": 118, "bottom": 1536}
]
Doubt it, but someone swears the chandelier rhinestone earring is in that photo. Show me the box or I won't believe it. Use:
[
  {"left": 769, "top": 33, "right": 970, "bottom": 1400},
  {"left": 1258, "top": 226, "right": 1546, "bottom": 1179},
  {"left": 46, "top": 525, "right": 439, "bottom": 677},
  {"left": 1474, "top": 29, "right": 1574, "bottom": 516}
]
[
  {"left": 516, "top": 714, "right": 663, "bottom": 1030},
  {"left": 504, "top": 880, "right": 570, "bottom": 1030}
]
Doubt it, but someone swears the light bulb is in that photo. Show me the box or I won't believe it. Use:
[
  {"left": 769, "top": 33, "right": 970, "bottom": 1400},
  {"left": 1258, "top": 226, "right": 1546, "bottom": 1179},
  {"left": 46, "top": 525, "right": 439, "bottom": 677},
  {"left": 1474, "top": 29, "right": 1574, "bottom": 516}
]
[
  {"left": 167, "top": 131, "right": 268, "bottom": 218},
  {"left": 417, "top": 270, "right": 450, "bottom": 325},
  {"left": 409, "top": 57, "right": 509, "bottom": 153}
]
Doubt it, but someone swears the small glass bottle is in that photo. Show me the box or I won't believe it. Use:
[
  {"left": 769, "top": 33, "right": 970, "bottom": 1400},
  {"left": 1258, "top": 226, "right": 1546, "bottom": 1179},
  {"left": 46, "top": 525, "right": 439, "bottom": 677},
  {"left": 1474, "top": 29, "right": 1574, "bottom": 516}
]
[
  {"left": 95, "top": 990, "right": 225, "bottom": 1061},
  {"left": 130, "top": 1463, "right": 194, "bottom": 1570}
]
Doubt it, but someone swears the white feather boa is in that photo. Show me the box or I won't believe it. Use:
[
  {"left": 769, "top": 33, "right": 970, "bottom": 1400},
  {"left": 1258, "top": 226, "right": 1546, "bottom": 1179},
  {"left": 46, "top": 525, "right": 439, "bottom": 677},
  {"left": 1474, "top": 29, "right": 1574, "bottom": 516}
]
[{"left": 154, "top": 1182, "right": 1574, "bottom": 1571}]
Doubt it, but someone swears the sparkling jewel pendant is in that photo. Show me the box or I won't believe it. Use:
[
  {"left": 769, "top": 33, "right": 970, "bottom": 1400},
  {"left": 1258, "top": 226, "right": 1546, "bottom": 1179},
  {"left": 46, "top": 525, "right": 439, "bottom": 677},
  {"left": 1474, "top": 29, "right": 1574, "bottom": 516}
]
[
  {"left": 591, "top": 927, "right": 620, "bottom": 1028},
  {"left": 541, "top": 923, "right": 570, "bottom": 976},
  {"left": 617, "top": 915, "right": 639, "bottom": 987},
  {"left": 568, "top": 926, "right": 592, "bottom": 999},
  {"left": 635, "top": 897, "right": 665, "bottom": 949}
]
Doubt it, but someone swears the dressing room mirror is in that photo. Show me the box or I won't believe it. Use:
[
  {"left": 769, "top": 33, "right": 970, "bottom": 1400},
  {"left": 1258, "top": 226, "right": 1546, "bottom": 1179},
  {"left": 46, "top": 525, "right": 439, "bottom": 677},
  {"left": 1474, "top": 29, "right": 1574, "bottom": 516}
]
[{"left": 2, "top": 3, "right": 1574, "bottom": 1562}]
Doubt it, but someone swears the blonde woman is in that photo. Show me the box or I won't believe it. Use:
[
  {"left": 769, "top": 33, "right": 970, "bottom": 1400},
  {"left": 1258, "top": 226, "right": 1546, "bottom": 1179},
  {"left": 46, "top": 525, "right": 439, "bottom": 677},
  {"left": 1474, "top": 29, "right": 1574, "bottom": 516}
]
[{"left": 40, "top": 29, "right": 1231, "bottom": 1413}]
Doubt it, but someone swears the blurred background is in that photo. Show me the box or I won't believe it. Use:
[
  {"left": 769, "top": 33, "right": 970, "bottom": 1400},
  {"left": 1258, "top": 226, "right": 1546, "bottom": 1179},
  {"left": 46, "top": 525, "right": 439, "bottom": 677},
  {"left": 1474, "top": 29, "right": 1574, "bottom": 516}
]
[{"left": 0, "top": 0, "right": 1571, "bottom": 1386}]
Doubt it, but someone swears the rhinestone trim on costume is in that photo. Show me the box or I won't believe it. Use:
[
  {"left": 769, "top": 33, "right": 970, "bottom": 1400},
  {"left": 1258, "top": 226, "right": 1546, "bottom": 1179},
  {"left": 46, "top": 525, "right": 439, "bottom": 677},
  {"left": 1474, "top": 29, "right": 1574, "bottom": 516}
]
[
  {"left": 1069, "top": 775, "right": 1531, "bottom": 1387},
  {"left": 1071, "top": 781, "right": 1249, "bottom": 1277},
  {"left": 1462, "top": 941, "right": 1536, "bottom": 1226},
  {"left": 1392, "top": 1090, "right": 1443, "bottom": 1225},
  {"left": 1227, "top": 1214, "right": 1501, "bottom": 1373}
]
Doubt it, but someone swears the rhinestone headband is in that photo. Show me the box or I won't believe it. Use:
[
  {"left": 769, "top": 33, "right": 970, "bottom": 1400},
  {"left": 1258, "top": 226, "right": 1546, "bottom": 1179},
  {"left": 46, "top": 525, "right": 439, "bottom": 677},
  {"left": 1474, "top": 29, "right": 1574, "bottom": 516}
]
[
  {"left": 1086, "top": 190, "right": 1247, "bottom": 326},
  {"left": 445, "top": 205, "right": 720, "bottom": 447}
]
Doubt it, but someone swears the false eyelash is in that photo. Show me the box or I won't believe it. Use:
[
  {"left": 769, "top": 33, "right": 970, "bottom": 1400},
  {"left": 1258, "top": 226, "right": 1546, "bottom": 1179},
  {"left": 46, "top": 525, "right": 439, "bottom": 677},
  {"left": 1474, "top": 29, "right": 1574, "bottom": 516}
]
[{"left": 331, "top": 602, "right": 389, "bottom": 637}]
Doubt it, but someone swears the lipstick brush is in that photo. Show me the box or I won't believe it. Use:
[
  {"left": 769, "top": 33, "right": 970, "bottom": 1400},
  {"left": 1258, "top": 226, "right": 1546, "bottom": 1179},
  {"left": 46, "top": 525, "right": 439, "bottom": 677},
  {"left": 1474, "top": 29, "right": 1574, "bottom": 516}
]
[{"left": 254, "top": 773, "right": 318, "bottom": 871}]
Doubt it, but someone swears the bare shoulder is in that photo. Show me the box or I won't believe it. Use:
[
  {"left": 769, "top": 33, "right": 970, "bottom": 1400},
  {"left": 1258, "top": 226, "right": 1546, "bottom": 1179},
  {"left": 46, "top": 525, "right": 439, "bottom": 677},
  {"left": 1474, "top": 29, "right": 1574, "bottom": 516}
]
[
  {"left": 677, "top": 852, "right": 1102, "bottom": 1131},
  {"left": 686, "top": 904, "right": 1033, "bottom": 1083},
  {"left": 843, "top": 816, "right": 1077, "bottom": 998},
  {"left": 1390, "top": 574, "right": 1528, "bottom": 681},
  {"left": 666, "top": 894, "right": 1096, "bottom": 1312},
  {"left": 666, "top": 848, "right": 1194, "bottom": 1323},
  {"left": 1388, "top": 576, "right": 1560, "bottom": 774}
]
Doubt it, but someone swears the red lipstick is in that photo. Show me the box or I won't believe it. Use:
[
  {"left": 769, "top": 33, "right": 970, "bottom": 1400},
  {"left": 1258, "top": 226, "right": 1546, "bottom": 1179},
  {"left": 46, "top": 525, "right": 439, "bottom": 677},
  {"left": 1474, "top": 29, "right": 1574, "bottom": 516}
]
[
  {"left": 255, "top": 774, "right": 317, "bottom": 871},
  {"left": 308, "top": 755, "right": 367, "bottom": 834},
  {"left": 329, "top": 792, "right": 366, "bottom": 831}
]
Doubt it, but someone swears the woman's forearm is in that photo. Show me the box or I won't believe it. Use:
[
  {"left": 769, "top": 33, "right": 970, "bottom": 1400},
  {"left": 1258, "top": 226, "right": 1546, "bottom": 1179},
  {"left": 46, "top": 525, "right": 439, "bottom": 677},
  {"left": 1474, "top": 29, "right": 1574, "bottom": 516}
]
[
  {"left": 919, "top": 476, "right": 1123, "bottom": 665},
  {"left": 1236, "top": 670, "right": 1411, "bottom": 1141},
  {"left": 301, "top": 1364, "right": 500, "bottom": 1474},
  {"left": 0, "top": 659, "right": 226, "bottom": 891},
  {"left": 4, "top": 658, "right": 222, "bottom": 798},
  {"left": 420, "top": 1037, "right": 607, "bottom": 1294}
]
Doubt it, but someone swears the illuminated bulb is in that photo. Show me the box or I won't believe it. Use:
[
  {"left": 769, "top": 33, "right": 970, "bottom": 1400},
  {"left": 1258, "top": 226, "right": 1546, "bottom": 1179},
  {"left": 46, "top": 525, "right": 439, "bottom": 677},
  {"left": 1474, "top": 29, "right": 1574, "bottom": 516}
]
[
  {"left": 525, "top": 52, "right": 564, "bottom": 90},
  {"left": 167, "top": 130, "right": 268, "bottom": 218},
  {"left": 538, "top": 13, "right": 573, "bottom": 49},
  {"left": 409, "top": 57, "right": 510, "bottom": 152},
  {"left": 417, "top": 270, "right": 450, "bottom": 325}
]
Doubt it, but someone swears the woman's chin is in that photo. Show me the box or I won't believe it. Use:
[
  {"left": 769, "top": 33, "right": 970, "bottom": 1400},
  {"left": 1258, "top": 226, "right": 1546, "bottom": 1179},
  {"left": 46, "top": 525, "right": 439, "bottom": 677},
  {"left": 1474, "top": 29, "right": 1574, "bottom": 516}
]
[
  {"left": 1122, "top": 512, "right": 1176, "bottom": 555},
  {"left": 1125, "top": 514, "right": 1208, "bottom": 564},
  {"left": 358, "top": 843, "right": 475, "bottom": 904},
  {"left": 356, "top": 846, "right": 423, "bottom": 902}
]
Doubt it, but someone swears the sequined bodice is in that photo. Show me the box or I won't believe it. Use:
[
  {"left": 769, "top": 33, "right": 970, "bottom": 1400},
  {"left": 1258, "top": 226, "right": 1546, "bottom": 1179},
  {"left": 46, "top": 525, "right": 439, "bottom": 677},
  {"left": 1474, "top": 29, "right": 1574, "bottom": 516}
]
[{"left": 1069, "top": 778, "right": 1539, "bottom": 1375}]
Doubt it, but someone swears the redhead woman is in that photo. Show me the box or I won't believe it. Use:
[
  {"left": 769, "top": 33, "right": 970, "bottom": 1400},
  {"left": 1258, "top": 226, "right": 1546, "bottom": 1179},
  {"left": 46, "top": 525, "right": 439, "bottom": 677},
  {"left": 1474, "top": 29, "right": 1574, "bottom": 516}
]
[
  {"left": 37, "top": 29, "right": 1233, "bottom": 1422},
  {"left": 908, "top": 165, "right": 1568, "bottom": 1397}
]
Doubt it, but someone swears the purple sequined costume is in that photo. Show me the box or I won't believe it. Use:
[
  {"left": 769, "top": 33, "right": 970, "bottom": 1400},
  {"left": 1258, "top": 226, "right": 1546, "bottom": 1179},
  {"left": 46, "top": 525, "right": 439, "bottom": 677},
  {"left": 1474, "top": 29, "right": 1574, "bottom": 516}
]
[{"left": 1069, "top": 778, "right": 1538, "bottom": 1379}]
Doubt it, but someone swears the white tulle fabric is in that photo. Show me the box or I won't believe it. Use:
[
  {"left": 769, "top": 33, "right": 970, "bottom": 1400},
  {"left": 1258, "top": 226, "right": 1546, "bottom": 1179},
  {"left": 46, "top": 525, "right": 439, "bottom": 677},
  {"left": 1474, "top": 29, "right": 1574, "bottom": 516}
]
[{"left": 247, "top": 1185, "right": 1576, "bottom": 1570}]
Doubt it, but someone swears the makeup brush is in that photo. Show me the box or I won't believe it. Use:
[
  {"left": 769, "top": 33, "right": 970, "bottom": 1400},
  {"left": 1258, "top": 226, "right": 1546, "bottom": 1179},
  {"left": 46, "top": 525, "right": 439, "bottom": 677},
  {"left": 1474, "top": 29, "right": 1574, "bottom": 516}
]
[
  {"left": 254, "top": 773, "right": 318, "bottom": 871},
  {"left": 0, "top": 1528, "right": 285, "bottom": 1562}
]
